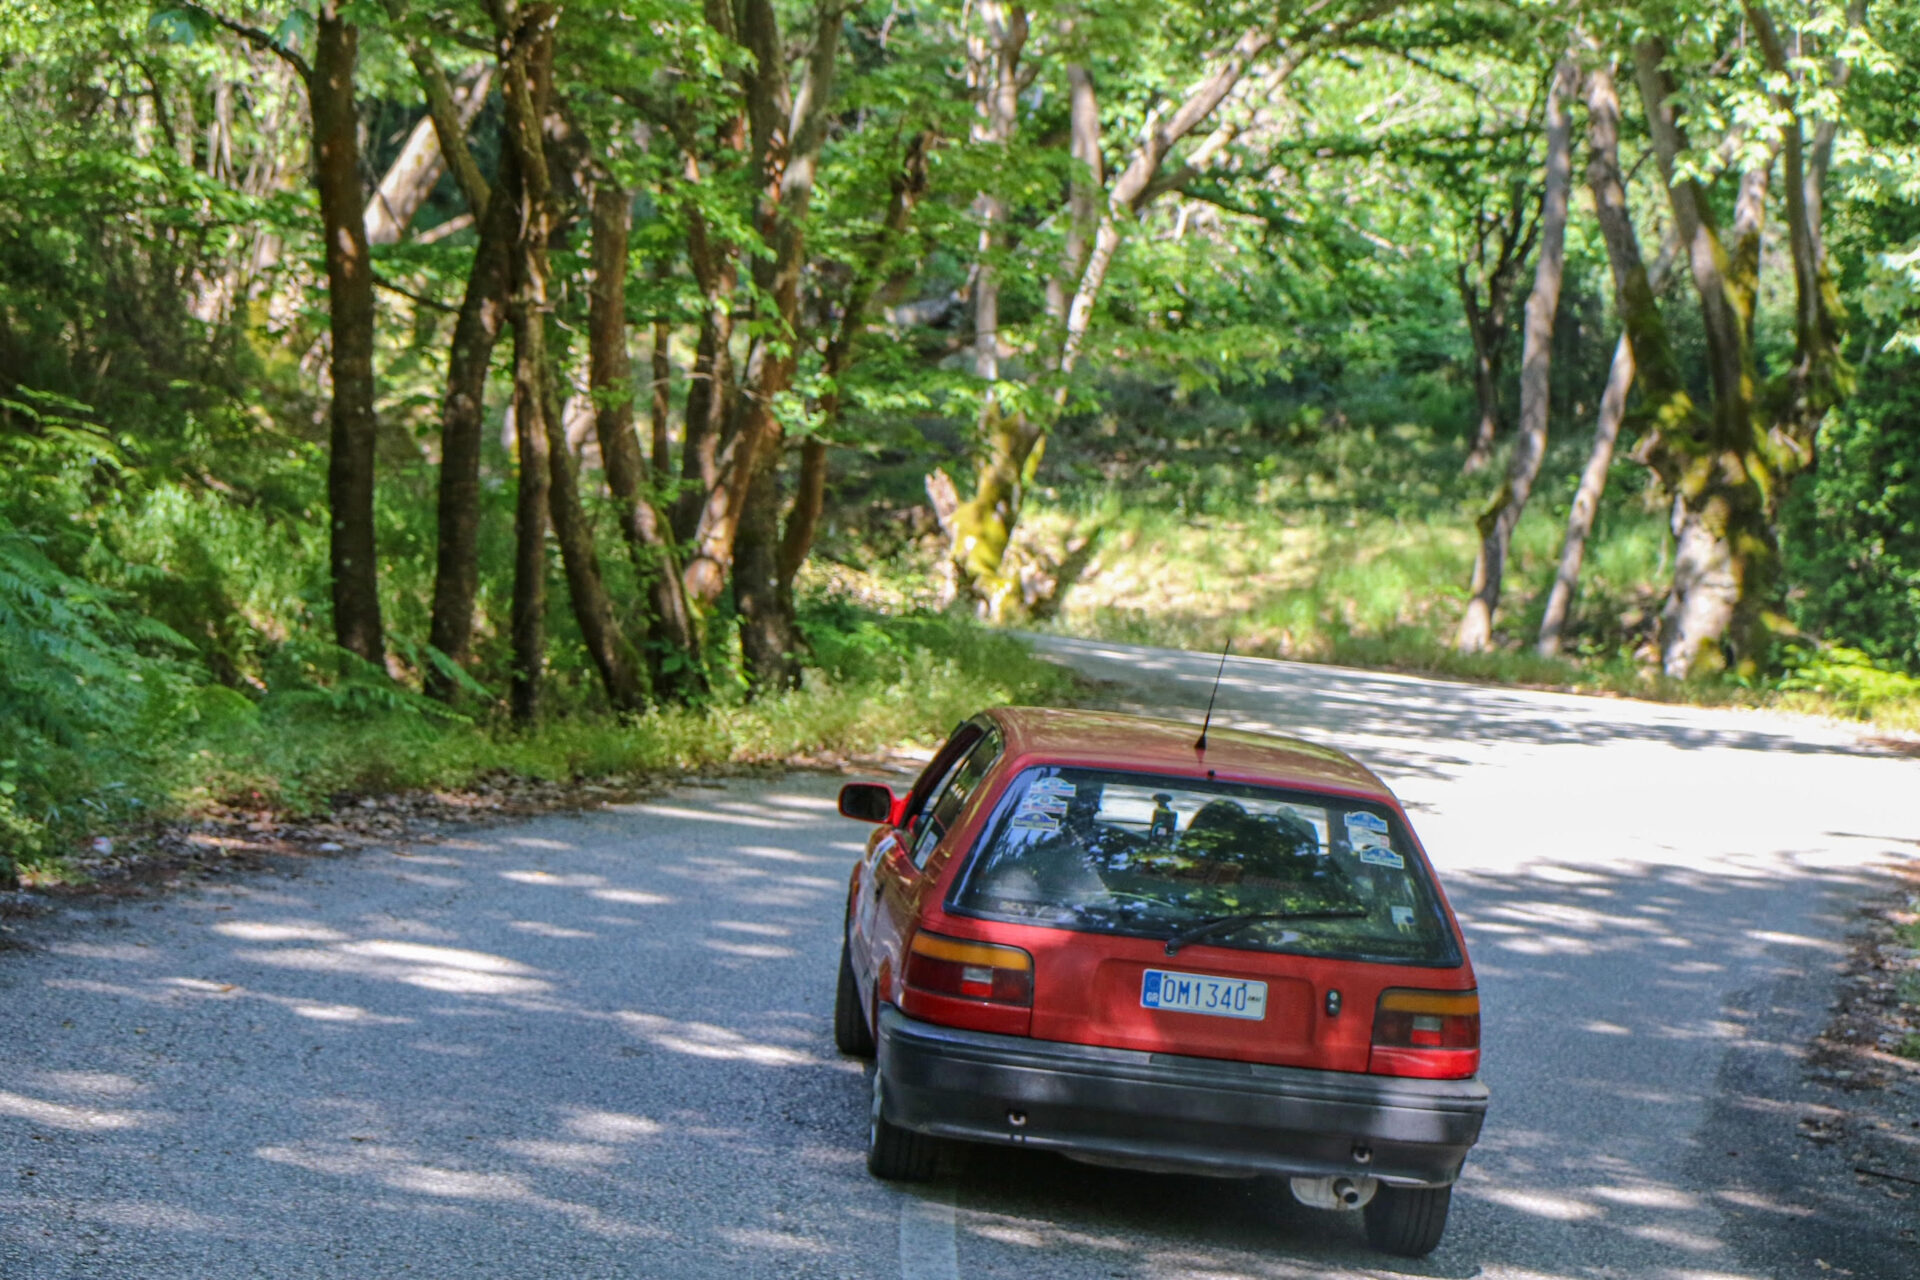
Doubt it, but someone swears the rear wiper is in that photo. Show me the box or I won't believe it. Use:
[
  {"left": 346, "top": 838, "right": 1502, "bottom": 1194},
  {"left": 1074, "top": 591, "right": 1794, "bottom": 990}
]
[{"left": 1164, "top": 907, "right": 1368, "bottom": 955}]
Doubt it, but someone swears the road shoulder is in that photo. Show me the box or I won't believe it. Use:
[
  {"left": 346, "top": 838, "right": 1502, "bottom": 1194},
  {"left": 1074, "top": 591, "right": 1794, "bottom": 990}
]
[{"left": 1697, "top": 868, "right": 1920, "bottom": 1280}]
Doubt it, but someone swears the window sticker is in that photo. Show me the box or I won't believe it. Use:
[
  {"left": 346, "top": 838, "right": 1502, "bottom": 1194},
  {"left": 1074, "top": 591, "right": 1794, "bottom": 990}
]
[
  {"left": 1344, "top": 811, "right": 1392, "bottom": 853},
  {"left": 1029, "top": 778, "right": 1076, "bottom": 798},
  {"left": 1009, "top": 813, "right": 1061, "bottom": 833},
  {"left": 1391, "top": 905, "right": 1415, "bottom": 928},
  {"left": 1358, "top": 846, "right": 1405, "bottom": 870},
  {"left": 1017, "top": 796, "right": 1070, "bottom": 815}
]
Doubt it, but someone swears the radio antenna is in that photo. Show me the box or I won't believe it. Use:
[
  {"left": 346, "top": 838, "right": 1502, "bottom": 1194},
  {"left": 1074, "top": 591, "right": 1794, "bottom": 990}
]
[{"left": 1193, "top": 637, "right": 1233, "bottom": 753}]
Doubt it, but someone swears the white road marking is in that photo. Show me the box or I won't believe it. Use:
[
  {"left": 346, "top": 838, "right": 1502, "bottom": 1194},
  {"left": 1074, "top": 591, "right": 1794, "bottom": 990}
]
[{"left": 898, "top": 1184, "right": 958, "bottom": 1280}]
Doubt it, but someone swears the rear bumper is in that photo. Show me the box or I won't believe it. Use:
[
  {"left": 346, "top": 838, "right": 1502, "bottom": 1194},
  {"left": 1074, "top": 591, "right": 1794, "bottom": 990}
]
[{"left": 877, "top": 1007, "right": 1488, "bottom": 1186}]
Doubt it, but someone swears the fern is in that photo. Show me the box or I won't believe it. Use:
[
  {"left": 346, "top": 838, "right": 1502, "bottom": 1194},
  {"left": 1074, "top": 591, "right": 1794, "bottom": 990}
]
[{"left": 0, "top": 517, "right": 192, "bottom": 863}]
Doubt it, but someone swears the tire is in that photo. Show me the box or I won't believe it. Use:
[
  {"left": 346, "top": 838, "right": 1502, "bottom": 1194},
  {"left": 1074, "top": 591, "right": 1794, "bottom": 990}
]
[
  {"left": 1363, "top": 1183, "right": 1451, "bottom": 1258},
  {"left": 867, "top": 1060, "right": 937, "bottom": 1181},
  {"left": 834, "top": 934, "right": 876, "bottom": 1057}
]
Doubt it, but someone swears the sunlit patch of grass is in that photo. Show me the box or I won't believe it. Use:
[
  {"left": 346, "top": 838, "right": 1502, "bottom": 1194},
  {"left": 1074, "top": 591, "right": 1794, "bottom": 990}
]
[
  {"left": 1772, "top": 647, "right": 1920, "bottom": 730},
  {"left": 1045, "top": 479, "right": 1673, "bottom": 682},
  {"left": 1017, "top": 405, "right": 1920, "bottom": 722}
]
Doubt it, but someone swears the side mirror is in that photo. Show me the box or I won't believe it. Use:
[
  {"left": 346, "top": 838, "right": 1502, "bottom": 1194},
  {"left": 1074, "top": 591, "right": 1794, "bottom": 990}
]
[{"left": 838, "top": 782, "right": 897, "bottom": 824}]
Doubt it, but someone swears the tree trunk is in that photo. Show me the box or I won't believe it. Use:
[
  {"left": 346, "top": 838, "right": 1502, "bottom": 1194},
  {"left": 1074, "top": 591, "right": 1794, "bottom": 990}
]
[
  {"left": 1456, "top": 57, "right": 1577, "bottom": 654},
  {"left": 541, "top": 361, "right": 649, "bottom": 711},
  {"left": 649, "top": 258, "right": 673, "bottom": 476},
  {"left": 968, "top": 1, "right": 1027, "bottom": 388},
  {"left": 363, "top": 66, "right": 491, "bottom": 245},
  {"left": 1458, "top": 290, "right": 1504, "bottom": 475},
  {"left": 712, "top": 0, "right": 848, "bottom": 694},
  {"left": 734, "top": 452, "right": 794, "bottom": 696},
  {"left": 386, "top": 0, "right": 491, "bottom": 217},
  {"left": 588, "top": 179, "right": 703, "bottom": 699},
  {"left": 497, "top": 10, "right": 646, "bottom": 713},
  {"left": 1045, "top": 63, "right": 1101, "bottom": 326},
  {"left": 778, "top": 438, "right": 828, "bottom": 598},
  {"left": 1534, "top": 332, "right": 1630, "bottom": 656},
  {"left": 1536, "top": 238, "right": 1677, "bottom": 657},
  {"left": 312, "top": 5, "right": 385, "bottom": 666},
  {"left": 947, "top": 6, "right": 1029, "bottom": 615},
  {"left": 1457, "top": 179, "right": 1537, "bottom": 475},
  {"left": 1630, "top": 39, "right": 1787, "bottom": 677},
  {"left": 670, "top": 186, "right": 737, "bottom": 566},
  {"left": 950, "top": 406, "right": 1046, "bottom": 618},
  {"left": 509, "top": 286, "right": 549, "bottom": 725},
  {"left": 701, "top": 0, "right": 845, "bottom": 638},
  {"left": 425, "top": 155, "right": 517, "bottom": 701}
]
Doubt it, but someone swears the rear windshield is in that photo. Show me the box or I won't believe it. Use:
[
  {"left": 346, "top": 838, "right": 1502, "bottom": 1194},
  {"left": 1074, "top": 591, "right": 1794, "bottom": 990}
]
[{"left": 948, "top": 767, "right": 1460, "bottom": 967}]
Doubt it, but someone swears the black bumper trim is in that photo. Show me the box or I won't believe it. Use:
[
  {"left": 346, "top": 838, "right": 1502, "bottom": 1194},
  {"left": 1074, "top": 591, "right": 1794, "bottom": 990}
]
[{"left": 877, "top": 1007, "right": 1488, "bottom": 1186}]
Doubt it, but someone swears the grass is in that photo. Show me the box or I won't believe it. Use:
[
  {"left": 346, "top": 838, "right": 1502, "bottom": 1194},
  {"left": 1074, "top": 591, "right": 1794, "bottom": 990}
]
[
  {"left": 1024, "top": 412, "right": 1675, "bottom": 682},
  {"left": 998, "top": 394, "right": 1920, "bottom": 729},
  {"left": 8, "top": 608, "right": 1081, "bottom": 886}
]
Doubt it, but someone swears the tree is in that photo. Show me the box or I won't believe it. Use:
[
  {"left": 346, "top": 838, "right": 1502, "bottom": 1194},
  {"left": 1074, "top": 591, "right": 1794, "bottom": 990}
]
[
  {"left": 1536, "top": 234, "right": 1676, "bottom": 656},
  {"left": 1447, "top": 138, "right": 1540, "bottom": 475},
  {"left": 492, "top": 0, "right": 644, "bottom": 715},
  {"left": 1586, "top": 2, "right": 1854, "bottom": 677},
  {"left": 941, "top": 0, "right": 1403, "bottom": 612},
  {"left": 177, "top": 1, "right": 387, "bottom": 665},
  {"left": 1455, "top": 55, "right": 1576, "bottom": 653},
  {"left": 586, "top": 174, "right": 704, "bottom": 700}
]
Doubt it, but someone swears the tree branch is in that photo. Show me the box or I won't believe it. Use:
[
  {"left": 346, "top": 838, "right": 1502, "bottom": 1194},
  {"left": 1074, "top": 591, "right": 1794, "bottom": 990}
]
[
  {"left": 374, "top": 272, "right": 457, "bottom": 313},
  {"left": 172, "top": 2, "right": 312, "bottom": 81},
  {"left": 384, "top": 1, "right": 493, "bottom": 218}
]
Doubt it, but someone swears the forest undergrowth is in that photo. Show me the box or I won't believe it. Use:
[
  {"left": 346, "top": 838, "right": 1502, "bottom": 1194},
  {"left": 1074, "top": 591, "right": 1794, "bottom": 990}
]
[
  {"left": 1, "top": 596, "right": 1077, "bottom": 889},
  {"left": 1049, "top": 423, "right": 1920, "bottom": 727},
  {"left": 822, "top": 370, "right": 1920, "bottom": 733},
  {"left": 1033, "top": 408, "right": 1920, "bottom": 728}
]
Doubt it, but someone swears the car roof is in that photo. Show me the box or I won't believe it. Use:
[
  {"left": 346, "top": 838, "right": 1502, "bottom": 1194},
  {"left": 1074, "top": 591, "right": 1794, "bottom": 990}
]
[{"left": 980, "top": 706, "right": 1393, "bottom": 801}]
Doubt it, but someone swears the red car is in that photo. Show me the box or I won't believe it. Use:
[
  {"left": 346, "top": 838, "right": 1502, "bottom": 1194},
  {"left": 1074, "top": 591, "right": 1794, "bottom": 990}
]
[{"left": 834, "top": 707, "right": 1487, "bottom": 1258}]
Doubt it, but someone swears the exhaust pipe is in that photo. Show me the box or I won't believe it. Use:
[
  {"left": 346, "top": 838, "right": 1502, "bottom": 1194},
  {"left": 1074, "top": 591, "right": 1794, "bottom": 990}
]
[{"left": 1289, "top": 1174, "right": 1378, "bottom": 1211}]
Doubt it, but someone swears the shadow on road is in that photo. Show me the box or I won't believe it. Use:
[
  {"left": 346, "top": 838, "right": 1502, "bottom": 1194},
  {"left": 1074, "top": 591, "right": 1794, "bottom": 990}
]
[
  {"left": 1040, "top": 634, "right": 1900, "bottom": 778},
  {"left": 2, "top": 767, "right": 1912, "bottom": 1278}
]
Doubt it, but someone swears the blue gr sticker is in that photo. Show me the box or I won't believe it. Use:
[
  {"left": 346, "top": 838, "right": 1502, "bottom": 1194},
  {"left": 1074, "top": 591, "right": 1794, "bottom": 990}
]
[
  {"left": 1346, "top": 811, "right": 1390, "bottom": 833},
  {"left": 1358, "top": 846, "right": 1405, "bottom": 870}
]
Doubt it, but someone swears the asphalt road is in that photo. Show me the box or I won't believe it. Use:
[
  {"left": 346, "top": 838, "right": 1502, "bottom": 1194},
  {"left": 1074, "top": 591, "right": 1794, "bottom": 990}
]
[{"left": 3, "top": 635, "right": 1917, "bottom": 1279}]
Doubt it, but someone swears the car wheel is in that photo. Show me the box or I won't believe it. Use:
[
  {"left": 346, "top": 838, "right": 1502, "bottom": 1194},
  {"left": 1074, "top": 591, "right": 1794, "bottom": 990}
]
[
  {"left": 834, "top": 933, "right": 876, "bottom": 1057},
  {"left": 1362, "top": 1183, "right": 1451, "bottom": 1258},
  {"left": 867, "top": 1061, "right": 936, "bottom": 1181}
]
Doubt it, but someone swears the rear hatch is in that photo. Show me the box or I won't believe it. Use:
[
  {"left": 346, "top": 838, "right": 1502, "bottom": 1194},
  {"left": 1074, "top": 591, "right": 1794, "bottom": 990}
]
[{"left": 943, "top": 765, "right": 1465, "bottom": 1071}]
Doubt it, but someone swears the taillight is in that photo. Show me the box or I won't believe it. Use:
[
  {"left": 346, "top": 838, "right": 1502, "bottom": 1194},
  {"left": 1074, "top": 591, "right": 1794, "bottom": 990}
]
[
  {"left": 1370, "top": 988, "right": 1480, "bottom": 1079},
  {"left": 904, "top": 932, "right": 1033, "bottom": 1007}
]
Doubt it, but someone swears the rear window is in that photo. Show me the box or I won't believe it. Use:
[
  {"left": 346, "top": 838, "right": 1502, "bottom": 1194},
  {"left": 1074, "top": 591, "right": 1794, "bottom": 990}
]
[{"left": 947, "top": 767, "right": 1460, "bottom": 967}]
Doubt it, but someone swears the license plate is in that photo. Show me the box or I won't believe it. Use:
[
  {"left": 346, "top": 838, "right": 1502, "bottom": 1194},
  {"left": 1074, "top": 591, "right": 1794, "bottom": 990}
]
[{"left": 1140, "top": 969, "right": 1267, "bottom": 1020}]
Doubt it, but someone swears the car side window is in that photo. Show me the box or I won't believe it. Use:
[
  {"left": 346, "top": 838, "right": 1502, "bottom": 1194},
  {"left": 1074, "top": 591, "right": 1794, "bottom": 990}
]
[
  {"left": 903, "top": 725, "right": 977, "bottom": 823},
  {"left": 909, "top": 729, "right": 1003, "bottom": 870}
]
